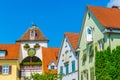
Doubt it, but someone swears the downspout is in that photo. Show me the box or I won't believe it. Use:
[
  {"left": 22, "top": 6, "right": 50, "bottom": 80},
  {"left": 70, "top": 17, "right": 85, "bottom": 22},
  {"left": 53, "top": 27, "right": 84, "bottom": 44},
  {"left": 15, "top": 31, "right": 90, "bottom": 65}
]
[
  {"left": 76, "top": 47, "right": 80, "bottom": 80},
  {"left": 108, "top": 28, "right": 112, "bottom": 51}
]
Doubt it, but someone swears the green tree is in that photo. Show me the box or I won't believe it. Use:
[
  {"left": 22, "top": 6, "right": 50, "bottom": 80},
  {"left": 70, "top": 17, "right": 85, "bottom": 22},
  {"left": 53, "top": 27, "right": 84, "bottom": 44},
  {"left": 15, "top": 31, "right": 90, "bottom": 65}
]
[{"left": 95, "top": 46, "right": 120, "bottom": 80}]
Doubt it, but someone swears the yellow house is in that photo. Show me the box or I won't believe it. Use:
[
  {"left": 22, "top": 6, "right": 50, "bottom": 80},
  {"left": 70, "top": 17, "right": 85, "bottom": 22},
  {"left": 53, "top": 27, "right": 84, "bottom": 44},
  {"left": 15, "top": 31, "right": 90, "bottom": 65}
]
[{"left": 0, "top": 43, "right": 20, "bottom": 80}]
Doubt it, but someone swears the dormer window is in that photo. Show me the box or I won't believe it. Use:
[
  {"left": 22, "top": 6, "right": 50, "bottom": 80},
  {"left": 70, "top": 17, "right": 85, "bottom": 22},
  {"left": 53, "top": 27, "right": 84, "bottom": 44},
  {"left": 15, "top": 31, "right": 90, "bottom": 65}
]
[
  {"left": 30, "top": 30, "right": 35, "bottom": 40},
  {"left": 86, "top": 27, "right": 93, "bottom": 42},
  {"left": 48, "top": 62, "right": 56, "bottom": 70},
  {"left": 50, "top": 65, "right": 55, "bottom": 70},
  {"left": 0, "top": 51, "right": 6, "bottom": 57}
]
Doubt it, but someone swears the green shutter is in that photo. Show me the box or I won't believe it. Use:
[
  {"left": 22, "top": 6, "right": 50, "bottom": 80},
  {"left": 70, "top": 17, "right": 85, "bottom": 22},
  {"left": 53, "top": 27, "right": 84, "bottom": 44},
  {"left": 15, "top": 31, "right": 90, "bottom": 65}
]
[
  {"left": 90, "top": 67, "right": 94, "bottom": 80},
  {"left": 102, "top": 40, "right": 104, "bottom": 50},
  {"left": 65, "top": 64, "right": 69, "bottom": 75},
  {"left": 95, "top": 43, "right": 98, "bottom": 53},
  {"left": 72, "top": 61, "right": 75, "bottom": 72},
  {"left": 81, "top": 72, "right": 83, "bottom": 80},
  {"left": 86, "top": 70, "right": 88, "bottom": 80}
]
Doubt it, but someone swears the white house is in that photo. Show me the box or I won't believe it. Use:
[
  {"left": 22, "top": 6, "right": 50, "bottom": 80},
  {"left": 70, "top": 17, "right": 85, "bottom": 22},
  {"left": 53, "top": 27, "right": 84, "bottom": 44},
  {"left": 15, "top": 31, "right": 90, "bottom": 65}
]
[{"left": 57, "top": 32, "right": 79, "bottom": 80}]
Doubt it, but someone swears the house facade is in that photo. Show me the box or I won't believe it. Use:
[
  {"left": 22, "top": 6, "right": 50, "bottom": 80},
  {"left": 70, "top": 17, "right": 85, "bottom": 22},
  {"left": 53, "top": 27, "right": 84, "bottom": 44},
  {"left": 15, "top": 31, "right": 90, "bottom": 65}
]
[
  {"left": 57, "top": 32, "right": 79, "bottom": 80},
  {"left": 0, "top": 43, "right": 20, "bottom": 80},
  {"left": 78, "top": 6, "right": 120, "bottom": 80},
  {"left": 0, "top": 24, "right": 59, "bottom": 80}
]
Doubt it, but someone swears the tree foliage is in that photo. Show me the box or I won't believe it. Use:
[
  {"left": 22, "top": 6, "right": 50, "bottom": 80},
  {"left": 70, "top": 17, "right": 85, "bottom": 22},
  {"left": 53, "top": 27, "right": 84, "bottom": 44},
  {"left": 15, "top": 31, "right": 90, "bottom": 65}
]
[
  {"left": 95, "top": 46, "right": 120, "bottom": 80},
  {"left": 25, "top": 72, "right": 62, "bottom": 80}
]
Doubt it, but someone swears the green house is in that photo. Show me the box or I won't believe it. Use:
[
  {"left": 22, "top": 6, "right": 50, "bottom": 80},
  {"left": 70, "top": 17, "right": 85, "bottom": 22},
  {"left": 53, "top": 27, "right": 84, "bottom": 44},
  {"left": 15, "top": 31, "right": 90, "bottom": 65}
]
[{"left": 77, "top": 6, "right": 120, "bottom": 80}]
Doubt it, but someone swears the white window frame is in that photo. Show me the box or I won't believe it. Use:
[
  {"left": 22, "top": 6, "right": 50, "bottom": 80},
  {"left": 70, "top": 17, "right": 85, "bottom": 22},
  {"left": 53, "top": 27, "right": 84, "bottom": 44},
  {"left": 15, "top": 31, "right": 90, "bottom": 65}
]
[
  {"left": 2, "top": 65, "right": 9, "bottom": 74},
  {"left": 86, "top": 27, "right": 93, "bottom": 42},
  {"left": 50, "top": 65, "right": 55, "bottom": 70}
]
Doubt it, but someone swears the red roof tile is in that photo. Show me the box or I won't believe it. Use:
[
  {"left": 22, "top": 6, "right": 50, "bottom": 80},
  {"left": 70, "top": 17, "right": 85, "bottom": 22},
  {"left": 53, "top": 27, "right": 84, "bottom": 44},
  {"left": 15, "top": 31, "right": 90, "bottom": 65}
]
[
  {"left": 0, "top": 43, "right": 20, "bottom": 60},
  {"left": 42, "top": 47, "right": 59, "bottom": 74},
  {"left": 65, "top": 32, "right": 79, "bottom": 51},
  {"left": 17, "top": 26, "right": 48, "bottom": 41},
  {"left": 88, "top": 6, "right": 120, "bottom": 29}
]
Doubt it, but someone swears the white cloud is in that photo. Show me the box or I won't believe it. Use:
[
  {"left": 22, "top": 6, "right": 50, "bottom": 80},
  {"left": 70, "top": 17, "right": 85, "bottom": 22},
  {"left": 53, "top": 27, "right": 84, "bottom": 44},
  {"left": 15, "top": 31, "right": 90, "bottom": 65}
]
[{"left": 107, "top": 0, "right": 120, "bottom": 7}]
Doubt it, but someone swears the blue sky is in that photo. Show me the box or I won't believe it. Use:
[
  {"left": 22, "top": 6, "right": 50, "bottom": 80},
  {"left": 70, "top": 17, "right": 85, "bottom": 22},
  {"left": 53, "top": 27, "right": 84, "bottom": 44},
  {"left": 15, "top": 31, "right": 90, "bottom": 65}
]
[{"left": 0, "top": 0, "right": 110, "bottom": 47}]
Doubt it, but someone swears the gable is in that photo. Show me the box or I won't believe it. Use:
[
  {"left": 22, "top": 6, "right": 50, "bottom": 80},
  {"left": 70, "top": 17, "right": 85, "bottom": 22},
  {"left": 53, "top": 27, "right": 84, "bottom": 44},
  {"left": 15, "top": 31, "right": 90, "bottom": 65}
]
[
  {"left": 17, "top": 26, "right": 48, "bottom": 42},
  {"left": 57, "top": 35, "right": 77, "bottom": 67},
  {"left": 78, "top": 8, "right": 105, "bottom": 50}
]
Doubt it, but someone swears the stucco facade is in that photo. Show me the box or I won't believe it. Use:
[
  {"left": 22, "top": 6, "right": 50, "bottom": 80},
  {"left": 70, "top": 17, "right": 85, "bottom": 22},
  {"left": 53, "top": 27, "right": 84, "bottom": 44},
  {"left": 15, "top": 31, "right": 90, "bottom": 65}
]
[
  {"left": 0, "top": 60, "right": 20, "bottom": 80},
  {"left": 78, "top": 6, "right": 120, "bottom": 80},
  {"left": 58, "top": 33, "right": 79, "bottom": 80}
]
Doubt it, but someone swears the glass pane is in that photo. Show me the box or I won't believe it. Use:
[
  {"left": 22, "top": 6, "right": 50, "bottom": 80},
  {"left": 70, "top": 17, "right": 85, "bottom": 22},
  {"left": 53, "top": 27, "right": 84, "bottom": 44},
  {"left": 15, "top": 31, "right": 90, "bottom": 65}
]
[{"left": 0, "top": 51, "right": 6, "bottom": 57}]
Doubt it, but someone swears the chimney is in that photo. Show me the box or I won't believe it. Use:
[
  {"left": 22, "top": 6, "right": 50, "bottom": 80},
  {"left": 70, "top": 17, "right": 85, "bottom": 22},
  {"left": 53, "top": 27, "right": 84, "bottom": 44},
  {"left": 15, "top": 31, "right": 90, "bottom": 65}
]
[{"left": 112, "top": 6, "right": 119, "bottom": 9}]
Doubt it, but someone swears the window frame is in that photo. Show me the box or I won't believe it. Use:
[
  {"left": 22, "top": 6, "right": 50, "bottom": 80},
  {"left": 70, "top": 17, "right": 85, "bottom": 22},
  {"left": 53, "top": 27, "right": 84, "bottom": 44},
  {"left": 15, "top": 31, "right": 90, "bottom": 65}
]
[
  {"left": 2, "top": 65, "right": 9, "bottom": 75},
  {"left": 50, "top": 65, "right": 55, "bottom": 70}
]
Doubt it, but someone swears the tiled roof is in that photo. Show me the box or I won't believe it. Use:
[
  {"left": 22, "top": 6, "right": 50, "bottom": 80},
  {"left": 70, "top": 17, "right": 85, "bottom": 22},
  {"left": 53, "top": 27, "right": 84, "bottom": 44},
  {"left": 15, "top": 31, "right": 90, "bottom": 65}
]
[
  {"left": 0, "top": 43, "right": 20, "bottom": 60},
  {"left": 88, "top": 6, "right": 120, "bottom": 29},
  {"left": 17, "top": 26, "right": 48, "bottom": 41},
  {"left": 42, "top": 47, "right": 59, "bottom": 74},
  {"left": 65, "top": 32, "right": 79, "bottom": 51}
]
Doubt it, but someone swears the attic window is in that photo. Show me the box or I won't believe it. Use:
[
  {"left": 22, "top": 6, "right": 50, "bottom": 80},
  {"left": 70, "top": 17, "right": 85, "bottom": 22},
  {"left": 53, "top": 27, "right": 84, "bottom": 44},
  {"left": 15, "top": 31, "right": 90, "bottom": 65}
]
[
  {"left": 0, "top": 51, "right": 6, "bottom": 57},
  {"left": 30, "top": 30, "right": 35, "bottom": 40},
  {"left": 86, "top": 27, "right": 93, "bottom": 42}
]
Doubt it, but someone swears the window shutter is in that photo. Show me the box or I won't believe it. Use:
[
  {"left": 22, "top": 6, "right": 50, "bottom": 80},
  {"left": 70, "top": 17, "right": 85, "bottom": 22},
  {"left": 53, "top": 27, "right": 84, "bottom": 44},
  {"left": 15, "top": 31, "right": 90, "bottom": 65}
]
[
  {"left": 9, "top": 66, "right": 12, "bottom": 74},
  {"left": 0, "top": 66, "right": 2, "bottom": 74},
  {"left": 81, "top": 72, "right": 83, "bottom": 80},
  {"left": 102, "top": 40, "right": 104, "bottom": 50}
]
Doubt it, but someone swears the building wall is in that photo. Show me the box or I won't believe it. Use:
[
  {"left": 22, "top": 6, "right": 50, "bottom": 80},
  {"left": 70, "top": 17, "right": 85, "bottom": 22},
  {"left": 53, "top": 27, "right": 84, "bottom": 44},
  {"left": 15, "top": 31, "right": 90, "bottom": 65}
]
[
  {"left": 104, "top": 33, "right": 120, "bottom": 50},
  {"left": 62, "top": 71, "right": 78, "bottom": 80},
  {"left": 58, "top": 37, "right": 78, "bottom": 80},
  {"left": 20, "top": 41, "right": 48, "bottom": 62},
  {"left": 0, "top": 60, "right": 20, "bottom": 80},
  {"left": 78, "top": 9, "right": 120, "bottom": 80},
  {"left": 78, "top": 9, "right": 105, "bottom": 80}
]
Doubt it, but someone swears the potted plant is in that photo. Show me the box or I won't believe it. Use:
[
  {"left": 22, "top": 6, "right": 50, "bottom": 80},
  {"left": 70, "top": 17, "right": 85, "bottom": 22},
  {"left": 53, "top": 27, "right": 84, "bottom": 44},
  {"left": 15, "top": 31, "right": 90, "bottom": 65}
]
[
  {"left": 24, "top": 44, "right": 30, "bottom": 49},
  {"left": 34, "top": 43, "right": 40, "bottom": 48}
]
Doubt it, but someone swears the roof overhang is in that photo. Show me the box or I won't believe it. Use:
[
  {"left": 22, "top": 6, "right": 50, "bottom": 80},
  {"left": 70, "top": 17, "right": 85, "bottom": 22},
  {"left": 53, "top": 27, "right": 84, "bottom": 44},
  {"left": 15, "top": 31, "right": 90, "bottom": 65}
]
[{"left": 103, "top": 28, "right": 120, "bottom": 34}]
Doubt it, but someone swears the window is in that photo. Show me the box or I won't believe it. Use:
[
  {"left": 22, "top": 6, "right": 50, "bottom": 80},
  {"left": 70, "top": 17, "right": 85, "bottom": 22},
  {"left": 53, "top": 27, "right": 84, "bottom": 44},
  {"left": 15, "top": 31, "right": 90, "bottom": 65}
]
[
  {"left": 2, "top": 65, "right": 9, "bottom": 74},
  {"left": 72, "top": 61, "right": 75, "bottom": 72},
  {"left": 98, "top": 40, "right": 102, "bottom": 51},
  {"left": 86, "top": 27, "right": 93, "bottom": 42},
  {"left": 89, "top": 45, "right": 94, "bottom": 63},
  {"left": 82, "top": 50, "right": 87, "bottom": 66},
  {"left": 65, "top": 64, "right": 69, "bottom": 75},
  {"left": 87, "top": 28, "right": 92, "bottom": 34},
  {"left": 83, "top": 70, "right": 88, "bottom": 80},
  {"left": 90, "top": 67, "right": 94, "bottom": 80},
  {"left": 60, "top": 66, "right": 63, "bottom": 74},
  {"left": 0, "top": 51, "right": 6, "bottom": 57},
  {"left": 81, "top": 72, "right": 83, "bottom": 80},
  {"left": 30, "top": 30, "right": 35, "bottom": 40},
  {"left": 50, "top": 66, "right": 55, "bottom": 70}
]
